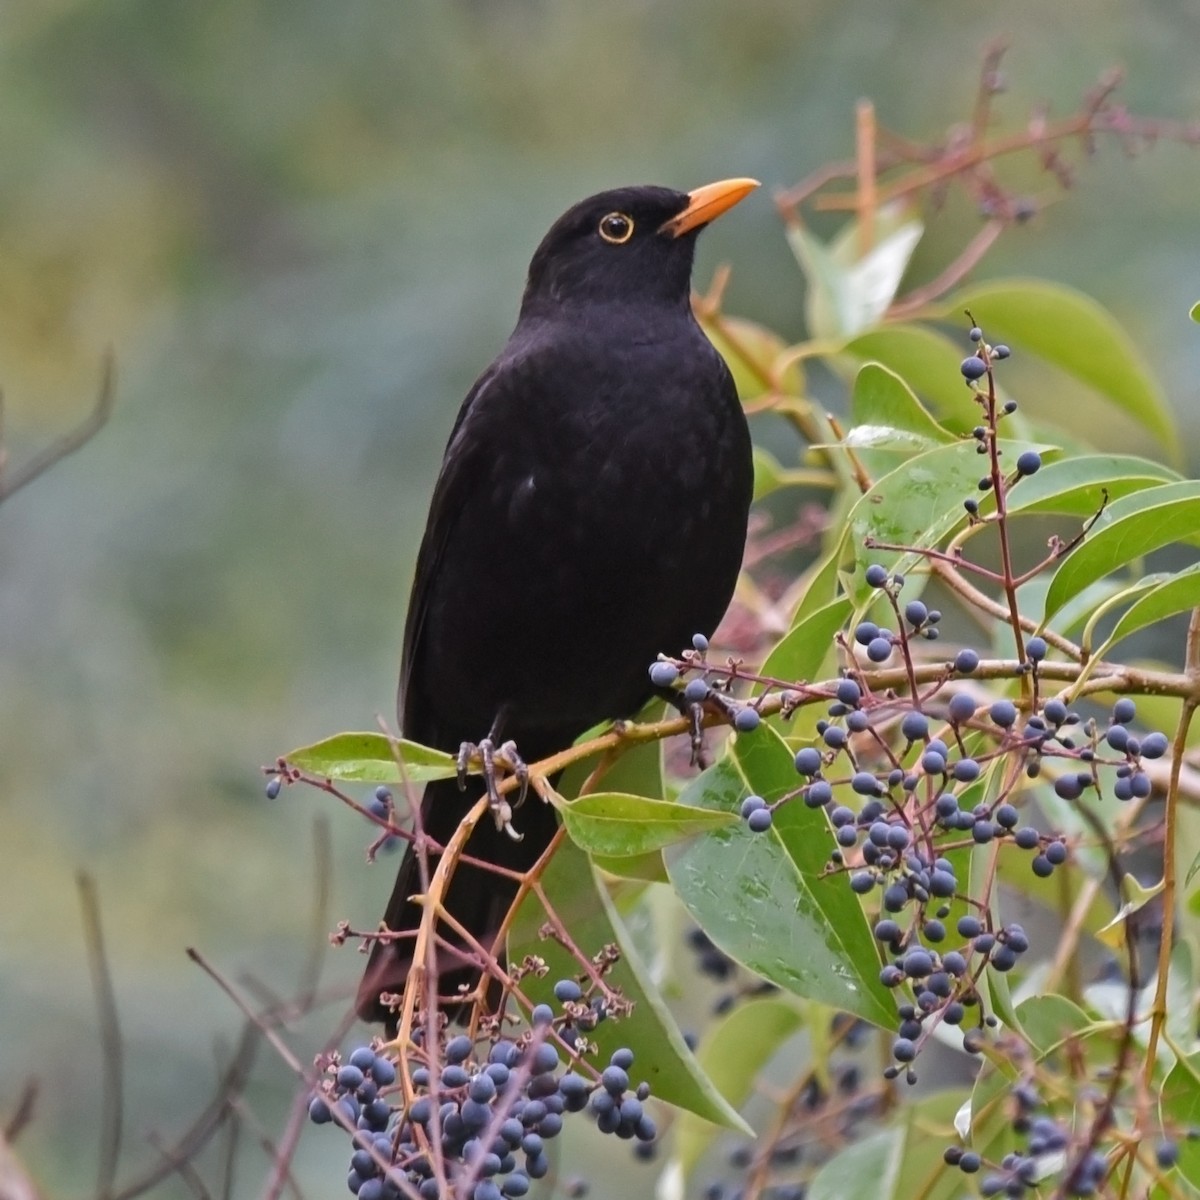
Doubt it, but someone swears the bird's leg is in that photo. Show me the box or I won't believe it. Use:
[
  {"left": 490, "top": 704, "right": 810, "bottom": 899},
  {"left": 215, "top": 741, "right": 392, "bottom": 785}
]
[
  {"left": 456, "top": 736, "right": 529, "bottom": 841},
  {"left": 653, "top": 685, "right": 709, "bottom": 768}
]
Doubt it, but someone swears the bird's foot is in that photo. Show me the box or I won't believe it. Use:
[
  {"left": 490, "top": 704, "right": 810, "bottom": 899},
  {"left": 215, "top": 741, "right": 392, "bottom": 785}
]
[{"left": 456, "top": 737, "right": 530, "bottom": 841}]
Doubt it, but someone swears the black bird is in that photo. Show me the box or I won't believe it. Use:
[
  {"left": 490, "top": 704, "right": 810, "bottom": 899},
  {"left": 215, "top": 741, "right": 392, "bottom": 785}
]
[{"left": 357, "top": 179, "right": 757, "bottom": 1024}]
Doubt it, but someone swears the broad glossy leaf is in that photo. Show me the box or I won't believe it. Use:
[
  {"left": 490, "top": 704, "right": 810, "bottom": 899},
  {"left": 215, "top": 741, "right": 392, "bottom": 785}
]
[
  {"left": 666, "top": 725, "right": 896, "bottom": 1027},
  {"left": 282, "top": 732, "right": 457, "bottom": 783},
  {"left": 1044, "top": 481, "right": 1200, "bottom": 622},
  {"left": 1015, "top": 994, "right": 1092, "bottom": 1056},
  {"left": 673, "top": 997, "right": 805, "bottom": 1178},
  {"left": 841, "top": 324, "right": 973, "bottom": 420},
  {"left": 592, "top": 849, "right": 669, "bottom": 884},
  {"left": 1161, "top": 1052, "right": 1200, "bottom": 1190},
  {"left": 840, "top": 439, "right": 1048, "bottom": 603},
  {"left": 1006, "top": 454, "right": 1181, "bottom": 519},
  {"left": 509, "top": 836, "right": 749, "bottom": 1131},
  {"left": 757, "top": 596, "right": 852, "bottom": 693},
  {"left": 851, "top": 362, "right": 954, "bottom": 443},
  {"left": 559, "top": 791, "right": 737, "bottom": 858},
  {"left": 943, "top": 278, "right": 1176, "bottom": 454},
  {"left": 1097, "top": 564, "right": 1200, "bottom": 656},
  {"left": 788, "top": 209, "right": 923, "bottom": 339},
  {"left": 808, "top": 1128, "right": 904, "bottom": 1200}
]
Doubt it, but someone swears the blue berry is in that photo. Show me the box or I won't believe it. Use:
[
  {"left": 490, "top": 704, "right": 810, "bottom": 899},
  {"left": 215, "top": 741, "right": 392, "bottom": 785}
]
[
  {"left": 649, "top": 661, "right": 679, "bottom": 687},
  {"left": 265, "top": 777, "right": 281, "bottom": 800},
  {"left": 747, "top": 807, "right": 773, "bottom": 833},
  {"left": 794, "top": 747, "right": 823, "bottom": 776},
  {"left": 953, "top": 758, "right": 980, "bottom": 782},
  {"left": 1141, "top": 731, "right": 1170, "bottom": 759},
  {"left": 531, "top": 1044, "right": 559, "bottom": 1075},
  {"left": 905, "top": 600, "right": 928, "bottom": 627},
  {"left": 852, "top": 771, "right": 881, "bottom": 796},
  {"left": 922, "top": 750, "right": 947, "bottom": 775},
  {"left": 806, "top": 780, "right": 833, "bottom": 806},
  {"left": 867, "top": 637, "right": 892, "bottom": 662},
  {"left": 947, "top": 693, "right": 976, "bottom": 724},
  {"left": 1112, "top": 698, "right": 1137, "bottom": 724},
  {"left": 308, "top": 1095, "right": 332, "bottom": 1124},
  {"left": 1025, "top": 636, "right": 1047, "bottom": 662},
  {"left": 692, "top": 633, "right": 709, "bottom": 652},
  {"left": 993, "top": 344, "right": 1011, "bottom": 360},
  {"left": 446, "top": 1035, "right": 474, "bottom": 1063},
  {"left": 1045, "top": 841, "right": 1068, "bottom": 866},
  {"left": 1054, "top": 775, "right": 1083, "bottom": 800},
  {"left": 954, "top": 648, "right": 980, "bottom": 674},
  {"left": 1031, "top": 854, "right": 1053, "bottom": 878},
  {"left": 822, "top": 726, "right": 847, "bottom": 749},
  {"left": 968, "top": 326, "right": 983, "bottom": 342},
  {"left": 995, "top": 803, "right": 1019, "bottom": 829},
  {"left": 892, "top": 1037, "right": 917, "bottom": 1062},
  {"left": 683, "top": 678, "right": 710, "bottom": 703},
  {"left": 1014, "top": 826, "right": 1039, "bottom": 849},
  {"left": 960, "top": 356, "right": 988, "bottom": 381},
  {"left": 554, "top": 978, "right": 583, "bottom": 1003},
  {"left": 1106, "top": 724, "right": 1129, "bottom": 752},
  {"left": 901, "top": 711, "right": 929, "bottom": 741},
  {"left": 602, "top": 1065, "right": 629, "bottom": 1095},
  {"left": 1043, "top": 699, "right": 1068, "bottom": 725},
  {"left": 854, "top": 621, "right": 880, "bottom": 646},
  {"left": 990, "top": 699, "right": 1017, "bottom": 727},
  {"left": 957, "top": 915, "right": 983, "bottom": 938},
  {"left": 348, "top": 1046, "right": 376, "bottom": 1073},
  {"left": 865, "top": 563, "right": 890, "bottom": 588},
  {"left": 1016, "top": 450, "right": 1042, "bottom": 476},
  {"left": 740, "top": 795, "right": 766, "bottom": 818},
  {"left": 734, "top": 707, "right": 761, "bottom": 734},
  {"left": 836, "top": 679, "right": 862, "bottom": 707},
  {"left": 530, "top": 1004, "right": 554, "bottom": 1028},
  {"left": 337, "top": 1064, "right": 365, "bottom": 1091},
  {"left": 611, "top": 1047, "right": 635, "bottom": 1069}
]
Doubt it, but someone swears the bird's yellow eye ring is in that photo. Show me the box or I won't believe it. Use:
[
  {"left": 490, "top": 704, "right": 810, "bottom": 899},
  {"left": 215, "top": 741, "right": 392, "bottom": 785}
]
[{"left": 597, "top": 212, "right": 634, "bottom": 244}]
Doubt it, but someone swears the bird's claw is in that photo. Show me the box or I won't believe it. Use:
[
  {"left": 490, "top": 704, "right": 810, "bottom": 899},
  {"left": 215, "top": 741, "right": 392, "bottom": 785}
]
[{"left": 455, "top": 736, "right": 529, "bottom": 838}]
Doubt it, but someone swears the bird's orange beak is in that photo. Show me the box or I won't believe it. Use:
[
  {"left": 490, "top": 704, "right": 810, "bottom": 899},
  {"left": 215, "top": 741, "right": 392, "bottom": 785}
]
[{"left": 659, "top": 177, "right": 760, "bottom": 238}]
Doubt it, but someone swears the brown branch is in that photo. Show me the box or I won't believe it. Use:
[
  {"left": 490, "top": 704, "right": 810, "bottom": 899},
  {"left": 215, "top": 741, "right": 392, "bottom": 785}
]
[{"left": 0, "top": 352, "right": 116, "bottom": 504}]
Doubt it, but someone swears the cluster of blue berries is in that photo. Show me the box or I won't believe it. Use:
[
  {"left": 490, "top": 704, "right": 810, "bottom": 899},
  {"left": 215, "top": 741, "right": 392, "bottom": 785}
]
[
  {"left": 648, "top": 632, "right": 762, "bottom": 734},
  {"left": 308, "top": 990, "right": 654, "bottom": 1198}
]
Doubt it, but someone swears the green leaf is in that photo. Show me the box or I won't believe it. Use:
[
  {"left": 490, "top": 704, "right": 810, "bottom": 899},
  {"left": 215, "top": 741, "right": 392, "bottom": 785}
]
[
  {"left": 788, "top": 208, "right": 924, "bottom": 339},
  {"left": 1097, "top": 564, "right": 1200, "bottom": 656},
  {"left": 1015, "top": 994, "right": 1093, "bottom": 1056},
  {"left": 943, "top": 278, "right": 1177, "bottom": 455},
  {"left": 666, "top": 725, "right": 896, "bottom": 1027},
  {"left": 1161, "top": 1051, "right": 1200, "bottom": 1190},
  {"left": 673, "top": 997, "right": 805, "bottom": 1178},
  {"left": 840, "top": 439, "right": 1048, "bottom": 603},
  {"left": 558, "top": 792, "right": 737, "bottom": 858},
  {"left": 1191, "top": 300, "right": 1200, "bottom": 324},
  {"left": 1044, "top": 481, "right": 1200, "bottom": 623},
  {"left": 752, "top": 445, "right": 787, "bottom": 501},
  {"left": 809, "top": 1128, "right": 905, "bottom": 1200},
  {"left": 591, "top": 849, "right": 669, "bottom": 883},
  {"left": 509, "top": 837, "right": 749, "bottom": 1132},
  {"left": 850, "top": 362, "right": 954, "bottom": 444},
  {"left": 841, "top": 324, "right": 974, "bottom": 420},
  {"left": 757, "top": 597, "right": 852, "bottom": 692},
  {"left": 1006, "top": 453, "right": 1181, "bottom": 519},
  {"left": 281, "top": 731, "right": 457, "bottom": 783}
]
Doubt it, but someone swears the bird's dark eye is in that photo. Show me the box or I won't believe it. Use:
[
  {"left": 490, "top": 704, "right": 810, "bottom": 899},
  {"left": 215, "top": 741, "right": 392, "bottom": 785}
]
[{"left": 597, "top": 212, "right": 634, "bottom": 244}]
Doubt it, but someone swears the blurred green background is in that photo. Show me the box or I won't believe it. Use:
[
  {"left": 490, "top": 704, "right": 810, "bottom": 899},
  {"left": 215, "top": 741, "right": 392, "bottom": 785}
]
[{"left": 1, "top": 0, "right": 1197, "bottom": 1194}]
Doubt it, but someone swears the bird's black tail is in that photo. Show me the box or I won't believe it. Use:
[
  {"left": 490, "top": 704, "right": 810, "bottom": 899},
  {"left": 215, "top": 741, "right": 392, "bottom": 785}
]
[{"left": 356, "top": 776, "right": 559, "bottom": 1027}]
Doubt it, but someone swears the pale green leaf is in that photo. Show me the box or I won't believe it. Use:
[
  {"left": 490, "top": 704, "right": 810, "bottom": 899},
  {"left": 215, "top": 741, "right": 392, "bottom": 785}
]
[
  {"left": 509, "top": 837, "right": 749, "bottom": 1131},
  {"left": 1044, "top": 481, "right": 1200, "bottom": 622},
  {"left": 673, "top": 997, "right": 805, "bottom": 1178},
  {"left": 1097, "top": 564, "right": 1200, "bottom": 656},
  {"left": 666, "top": 724, "right": 896, "bottom": 1027},
  {"left": 850, "top": 362, "right": 954, "bottom": 443},
  {"left": 559, "top": 791, "right": 737, "bottom": 858},
  {"left": 809, "top": 1128, "right": 905, "bottom": 1200},
  {"left": 757, "top": 597, "right": 852, "bottom": 693},
  {"left": 943, "top": 278, "right": 1176, "bottom": 454},
  {"left": 282, "top": 732, "right": 457, "bottom": 783},
  {"left": 1006, "top": 453, "right": 1181, "bottom": 518}
]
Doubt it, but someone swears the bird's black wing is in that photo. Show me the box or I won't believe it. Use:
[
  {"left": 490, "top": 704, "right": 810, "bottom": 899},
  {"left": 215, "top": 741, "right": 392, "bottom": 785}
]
[{"left": 397, "top": 363, "right": 499, "bottom": 739}]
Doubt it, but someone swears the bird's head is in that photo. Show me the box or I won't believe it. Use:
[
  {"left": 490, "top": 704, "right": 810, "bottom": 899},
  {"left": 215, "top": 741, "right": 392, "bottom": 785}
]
[{"left": 519, "top": 179, "right": 758, "bottom": 317}]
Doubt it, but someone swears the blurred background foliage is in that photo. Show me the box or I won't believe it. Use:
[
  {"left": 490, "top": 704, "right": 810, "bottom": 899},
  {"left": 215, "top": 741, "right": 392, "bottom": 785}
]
[{"left": 1, "top": 0, "right": 1198, "bottom": 1193}]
